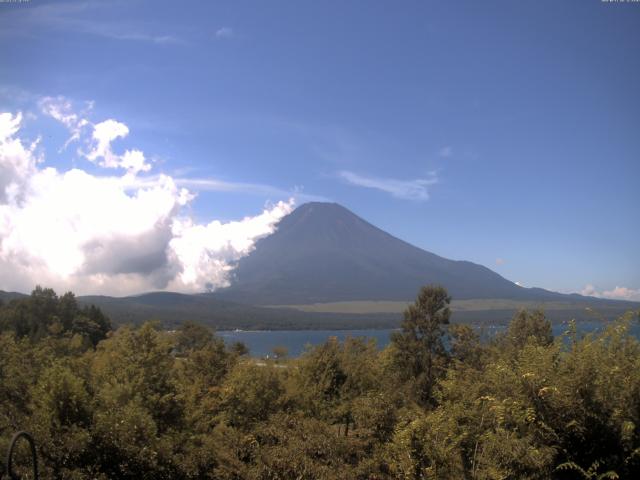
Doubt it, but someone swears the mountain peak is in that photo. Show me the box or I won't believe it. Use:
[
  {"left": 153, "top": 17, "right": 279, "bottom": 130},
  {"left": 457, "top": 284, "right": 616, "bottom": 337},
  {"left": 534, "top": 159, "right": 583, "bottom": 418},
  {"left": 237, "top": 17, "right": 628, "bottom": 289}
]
[
  {"left": 285, "top": 202, "right": 365, "bottom": 227},
  {"left": 216, "top": 202, "right": 567, "bottom": 305},
  {"left": 295, "top": 201, "right": 344, "bottom": 211}
]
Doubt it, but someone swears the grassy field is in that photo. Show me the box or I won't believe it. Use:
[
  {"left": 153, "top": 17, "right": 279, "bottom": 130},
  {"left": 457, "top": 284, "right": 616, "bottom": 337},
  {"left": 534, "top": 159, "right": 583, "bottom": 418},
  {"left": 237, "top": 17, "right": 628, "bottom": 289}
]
[{"left": 264, "top": 298, "right": 608, "bottom": 314}]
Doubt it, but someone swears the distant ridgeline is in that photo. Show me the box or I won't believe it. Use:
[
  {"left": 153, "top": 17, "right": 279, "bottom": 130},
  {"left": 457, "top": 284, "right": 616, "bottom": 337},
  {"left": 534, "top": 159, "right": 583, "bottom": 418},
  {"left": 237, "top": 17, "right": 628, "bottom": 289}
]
[
  {"left": 0, "top": 288, "right": 624, "bottom": 331},
  {"left": 75, "top": 291, "right": 638, "bottom": 331}
]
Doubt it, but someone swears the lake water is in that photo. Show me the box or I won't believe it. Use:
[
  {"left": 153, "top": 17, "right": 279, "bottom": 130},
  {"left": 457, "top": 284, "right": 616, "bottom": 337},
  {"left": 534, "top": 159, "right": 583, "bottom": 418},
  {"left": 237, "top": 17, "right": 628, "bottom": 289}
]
[{"left": 218, "top": 321, "right": 640, "bottom": 358}]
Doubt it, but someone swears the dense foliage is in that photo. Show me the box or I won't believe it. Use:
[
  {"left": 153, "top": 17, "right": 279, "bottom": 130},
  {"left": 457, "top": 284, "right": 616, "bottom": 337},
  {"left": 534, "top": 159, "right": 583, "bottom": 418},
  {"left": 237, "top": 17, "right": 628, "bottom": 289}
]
[{"left": 1, "top": 286, "right": 639, "bottom": 479}]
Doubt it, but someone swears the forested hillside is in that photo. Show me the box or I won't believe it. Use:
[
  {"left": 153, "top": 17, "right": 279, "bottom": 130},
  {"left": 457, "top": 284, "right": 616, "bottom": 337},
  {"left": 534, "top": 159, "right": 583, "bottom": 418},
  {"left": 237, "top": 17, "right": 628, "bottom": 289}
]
[{"left": 1, "top": 286, "right": 639, "bottom": 479}]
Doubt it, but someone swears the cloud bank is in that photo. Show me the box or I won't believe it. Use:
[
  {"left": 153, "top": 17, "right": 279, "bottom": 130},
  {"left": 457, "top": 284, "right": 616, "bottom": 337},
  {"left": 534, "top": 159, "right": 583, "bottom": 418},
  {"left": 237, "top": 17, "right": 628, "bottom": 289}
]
[
  {"left": 0, "top": 107, "right": 294, "bottom": 296},
  {"left": 580, "top": 284, "right": 640, "bottom": 302}
]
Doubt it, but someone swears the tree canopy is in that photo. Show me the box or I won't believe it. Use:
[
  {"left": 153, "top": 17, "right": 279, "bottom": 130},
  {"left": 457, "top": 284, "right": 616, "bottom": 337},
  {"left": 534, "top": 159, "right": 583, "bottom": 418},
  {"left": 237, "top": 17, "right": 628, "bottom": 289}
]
[{"left": 0, "top": 286, "right": 639, "bottom": 479}]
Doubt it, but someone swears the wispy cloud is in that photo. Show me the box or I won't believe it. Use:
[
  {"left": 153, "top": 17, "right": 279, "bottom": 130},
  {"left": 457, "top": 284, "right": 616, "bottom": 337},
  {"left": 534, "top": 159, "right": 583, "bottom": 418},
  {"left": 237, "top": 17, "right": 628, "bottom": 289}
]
[
  {"left": 438, "top": 146, "right": 453, "bottom": 158},
  {"left": 580, "top": 284, "right": 640, "bottom": 302},
  {"left": 215, "top": 27, "right": 235, "bottom": 39},
  {"left": 0, "top": 2, "right": 187, "bottom": 45},
  {"left": 495, "top": 258, "right": 505, "bottom": 266},
  {"left": 174, "top": 177, "right": 329, "bottom": 203},
  {"left": 338, "top": 170, "right": 438, "bottom": 201},
  {"left": 92, "top": 30, "right": 185, "bottom": 45},
  {"left": 39, "top": 96, "right": 92, "bottom": 150}
]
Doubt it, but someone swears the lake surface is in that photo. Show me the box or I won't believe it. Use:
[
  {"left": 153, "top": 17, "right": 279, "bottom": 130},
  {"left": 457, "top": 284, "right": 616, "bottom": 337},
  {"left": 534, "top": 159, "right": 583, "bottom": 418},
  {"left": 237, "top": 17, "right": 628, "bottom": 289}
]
[{"left": 218, "top": 321, "right": 640, "bottom": 358}]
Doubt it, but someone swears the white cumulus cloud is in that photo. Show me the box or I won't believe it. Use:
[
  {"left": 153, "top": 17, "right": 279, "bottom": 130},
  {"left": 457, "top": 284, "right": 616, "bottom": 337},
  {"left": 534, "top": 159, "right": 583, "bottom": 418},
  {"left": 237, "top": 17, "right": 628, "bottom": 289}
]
[
  {"left": 169, "top": 199, "right": 294, "bottom": 291},
  {"left": 0, "top": 112, "right": 40, "bottom": 204},
  {"left": 0, "top": 109, "right": 294, "bottom": 296},
  {"left": 40, "top": 97, "right": 152, "bottom": 175},
  {"left": 84, "top": 119, "right": 151, "bottom": 174}
]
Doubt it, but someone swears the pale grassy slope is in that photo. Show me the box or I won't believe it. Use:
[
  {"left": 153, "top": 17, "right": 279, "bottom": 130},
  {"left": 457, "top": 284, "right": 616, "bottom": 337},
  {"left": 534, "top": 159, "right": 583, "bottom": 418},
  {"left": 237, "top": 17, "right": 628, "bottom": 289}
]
[{"left": 266, "top": 298, "right": 636, "bottom": 314}]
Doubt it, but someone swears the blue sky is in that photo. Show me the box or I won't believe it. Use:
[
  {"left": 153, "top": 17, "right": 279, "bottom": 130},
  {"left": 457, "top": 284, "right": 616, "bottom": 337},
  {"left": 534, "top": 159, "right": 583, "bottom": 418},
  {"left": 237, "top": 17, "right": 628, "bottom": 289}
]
[{"left": 0, "top": 0, "right": 638, "bottom": 298}]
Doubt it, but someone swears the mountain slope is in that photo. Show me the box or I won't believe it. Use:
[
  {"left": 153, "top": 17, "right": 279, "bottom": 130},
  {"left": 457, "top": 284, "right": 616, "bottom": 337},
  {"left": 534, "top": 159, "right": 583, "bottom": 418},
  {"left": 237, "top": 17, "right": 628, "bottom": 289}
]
[{"left": 216, "top": 202, "right": 570, "bottom": 305}]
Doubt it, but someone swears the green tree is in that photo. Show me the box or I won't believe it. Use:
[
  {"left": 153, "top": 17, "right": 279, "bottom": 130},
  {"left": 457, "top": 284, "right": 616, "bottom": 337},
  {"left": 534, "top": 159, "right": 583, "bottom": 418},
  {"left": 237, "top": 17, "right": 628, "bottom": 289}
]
[
  {"left": 297, "top": 336, "right": 381, "bottom": 436},
  {"left": 88, "top": 323, "right": 184, "bottom": 478},
  {"left": 230, "top": 341, "right": 249, "bottom": 357},
  {"left": 73, "top": 304, "right": 111, "bottom": 346},
  {"left": 219, "top": 362, "right": 285, "bottom": 430},
  {"left": 247, "top": 412, "right": 368, "bottom": 480},
  {"left": 390, "top": 285, "right": 451, "bottom": 405},
  {"left": 504, "top": 309, "right": 553, "bottom": 350},
  {"left": 174, "top": 320, "right": 213, "bottom": 355},
  {"left": 0, "top": 287, "right": 111, "bottom": 346},
  {"left": 28, "top": 362, "right": 93, "bottom": 479},
  {"left": 173, "top": 329, "right": 236, "bottom": 433},
  {"left": 386, "top": 409, "right": 466, "bottom": 480},
  {"left": 449, "top": 323, "right": 485, "bottom": 370}
]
